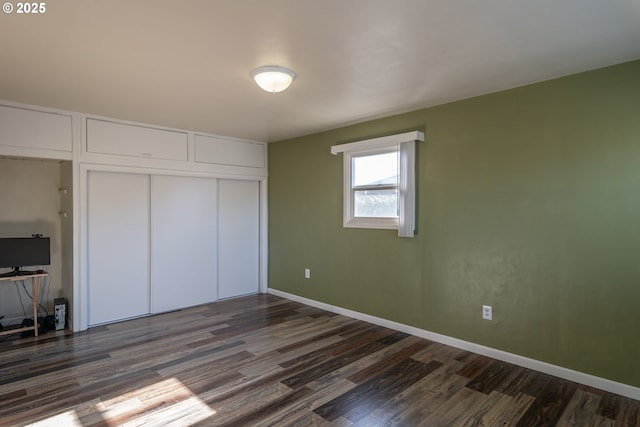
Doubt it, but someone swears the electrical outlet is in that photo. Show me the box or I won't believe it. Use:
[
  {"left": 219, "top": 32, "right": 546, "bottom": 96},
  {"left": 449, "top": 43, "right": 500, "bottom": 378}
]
[
  {"left": 304, "top": 268, "right": 311, "bottom": 279},
  {"left": 482, "top": 305, "right": 492, "bottom": 320}
]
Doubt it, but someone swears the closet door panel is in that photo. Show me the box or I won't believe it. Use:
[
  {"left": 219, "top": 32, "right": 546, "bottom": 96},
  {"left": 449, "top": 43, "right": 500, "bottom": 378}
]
[
  {"left": 88, "top": 171, "right": 150, "bottom": 325},
  {"left": 151, "top": 175, "right": 217, "bottom": 312},
  {"left": 218, "top": 179, "right": 259, "bottom": 299}
]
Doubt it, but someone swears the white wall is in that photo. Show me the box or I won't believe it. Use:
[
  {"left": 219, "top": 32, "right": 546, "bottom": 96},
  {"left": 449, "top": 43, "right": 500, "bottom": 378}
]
[
  {"left": 60, "top": 161, "right": 73, "bottom": 324},
  {"left": 0, "top": 158, "right": 65, "bottom": 325}
]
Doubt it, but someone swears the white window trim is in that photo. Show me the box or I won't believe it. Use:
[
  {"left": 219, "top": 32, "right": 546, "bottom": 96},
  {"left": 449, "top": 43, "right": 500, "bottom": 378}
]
[{"left": 331, "top": 131, "right": 424, "bottom": 237}]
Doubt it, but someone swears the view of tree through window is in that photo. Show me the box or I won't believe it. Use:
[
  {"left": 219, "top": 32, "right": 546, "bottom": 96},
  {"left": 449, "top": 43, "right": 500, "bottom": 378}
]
[{"left": 352, "top": 151, "right": 398, "bottom": 217}]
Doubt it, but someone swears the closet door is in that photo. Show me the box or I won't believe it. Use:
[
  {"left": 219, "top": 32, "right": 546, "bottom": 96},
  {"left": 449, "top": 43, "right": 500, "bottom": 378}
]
[
  {"left": 218, "top": 179, "right": 260, "bottom": 299},
  {"left": 88, "top": 171, "right": 150, "bottom": 325},
  {"left": 151, "top": 175, "right": 217, "bottom": 312}
]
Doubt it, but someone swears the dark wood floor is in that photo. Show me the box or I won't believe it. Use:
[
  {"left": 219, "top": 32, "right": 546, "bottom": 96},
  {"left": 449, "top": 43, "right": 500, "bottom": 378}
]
[{"left": 1, "top": 294, "right": 639, "bottom": 426}]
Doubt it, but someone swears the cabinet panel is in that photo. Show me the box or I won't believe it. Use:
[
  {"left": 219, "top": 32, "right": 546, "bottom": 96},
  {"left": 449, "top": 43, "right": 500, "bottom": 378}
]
[
  {"left": 0, "top": 105, "right": 72, "bottom": 153},
  {"left": 88, "top": 171, "right": 150, "bottom": 325},
  {"left": 218, "top": 180, "right": 260, "bottom": 299},
  {"left": 86, "top": 119, "right": 188, "bottom": 161},
  {"left": 151, "top": 175, "right": 218, "bottom": 312},
  {"left": 194, "top": 135, "right": 265, "bottom": 168}
]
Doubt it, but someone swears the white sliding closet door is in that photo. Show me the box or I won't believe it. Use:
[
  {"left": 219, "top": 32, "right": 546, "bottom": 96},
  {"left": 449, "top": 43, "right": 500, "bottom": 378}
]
[
  {"left": 218, "top": 179, "right": 260, "bottom": 299},
  {"left": 88, "top": 171, "right": 150, "bottom": 325},
  {"left": 151, "top": 175, "right": 218, "bottom": 312}
]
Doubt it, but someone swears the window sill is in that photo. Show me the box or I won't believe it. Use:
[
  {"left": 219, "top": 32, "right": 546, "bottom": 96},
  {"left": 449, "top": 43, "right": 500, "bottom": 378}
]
[{"left": 344, "top": 217, "right": 398, "bottom": 230}]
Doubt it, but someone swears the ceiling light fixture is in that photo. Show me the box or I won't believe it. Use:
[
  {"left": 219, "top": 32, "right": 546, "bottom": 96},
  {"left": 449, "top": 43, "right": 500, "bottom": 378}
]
[{"left": 251, "top": 66, "right": 296, "bottom": 93}]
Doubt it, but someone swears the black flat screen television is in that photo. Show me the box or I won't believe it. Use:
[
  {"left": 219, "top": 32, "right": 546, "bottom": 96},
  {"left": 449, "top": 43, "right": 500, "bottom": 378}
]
[{"left": 0, "top": 237, "right": 50, "bottom": 277}]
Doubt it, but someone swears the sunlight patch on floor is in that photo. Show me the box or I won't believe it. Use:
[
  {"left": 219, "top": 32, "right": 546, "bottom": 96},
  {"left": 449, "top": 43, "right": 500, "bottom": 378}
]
[
  {"left": 121, "top": 395, "right": 217, "bottom": 426},
  {"left": 26, "top": 409, "right": 82, "bottom": 427},
  {"left": 27, "top": 377, "right": 216, "bottom": 426}
]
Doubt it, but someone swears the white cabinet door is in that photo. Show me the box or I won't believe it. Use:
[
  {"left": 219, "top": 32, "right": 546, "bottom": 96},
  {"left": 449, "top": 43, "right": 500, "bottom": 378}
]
[
  {"left": 218, "top": 180, "right": 260, "bottom": 299},
  {"left": 194, "top": 134, "right": 266, "bottom": 168},
  {"left": 0, "top": 105, "right": 72, "bottom": 157},
  {"left": 88, "top": 171, "right": 150, "bottom": 325},
  {"left": 86, "top": 119, "right": 188, "bottom": 161},
  {"left": 151, "top": 175, "right": 218, "bottom": 312}
]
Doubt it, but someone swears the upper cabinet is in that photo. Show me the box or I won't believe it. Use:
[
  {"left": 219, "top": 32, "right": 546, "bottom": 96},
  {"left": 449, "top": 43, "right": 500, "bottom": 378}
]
[
  {"left": 86, "top": 118, "right": 188, "bottom": 161},
  {"left": 0, "top": 104, "right": 72, "bottom": 159},
  {"left": 195, "top": 134, "right": 265, "bottom": 169},
  {"left": 84, "top": 118, "right": 267, "bottom": 176},
  {"left": 0, "top": 100, "right": 267, "bottom": 177}
]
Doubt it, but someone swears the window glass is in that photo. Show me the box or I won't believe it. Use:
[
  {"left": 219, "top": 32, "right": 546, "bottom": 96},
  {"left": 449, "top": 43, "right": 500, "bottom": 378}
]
[
  {"left": 352, "top": 151, "right": 398, "bottom": 218},
  {"left": 352, "top": 151, "right": 398, "bottom": 187},
  {"left": 354, "top": 188, "right": 398, "bottom": 217}
]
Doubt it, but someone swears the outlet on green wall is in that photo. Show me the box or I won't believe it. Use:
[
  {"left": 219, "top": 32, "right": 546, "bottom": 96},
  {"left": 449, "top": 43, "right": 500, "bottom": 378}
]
[{"left": 268, "top": 60, "right": 640, "bottom": 387}]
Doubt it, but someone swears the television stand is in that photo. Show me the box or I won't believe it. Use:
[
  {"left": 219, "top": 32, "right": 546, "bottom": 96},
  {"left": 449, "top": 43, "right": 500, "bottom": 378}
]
[
  {"left": 0, "top": 269, "right": 39, "bottom": 278},
  {"left": 0, "top": 272, "right": 48, "bottom": 338}
]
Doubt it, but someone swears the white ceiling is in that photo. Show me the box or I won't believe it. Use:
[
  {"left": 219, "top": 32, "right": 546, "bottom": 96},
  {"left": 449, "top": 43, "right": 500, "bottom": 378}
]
[{"left": 1, "top": 0, "right": 639, "bottom": 142}]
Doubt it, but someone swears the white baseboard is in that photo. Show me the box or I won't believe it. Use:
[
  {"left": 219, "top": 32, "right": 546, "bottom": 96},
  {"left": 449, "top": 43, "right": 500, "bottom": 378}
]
[{"left": 268, "top": 288, "right": 640, "bottom": 401}]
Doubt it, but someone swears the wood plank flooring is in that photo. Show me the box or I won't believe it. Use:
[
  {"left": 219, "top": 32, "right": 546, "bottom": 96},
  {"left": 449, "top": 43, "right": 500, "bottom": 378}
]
[{"left": 1, "top": 294, "right": 639, "bottom": 426}]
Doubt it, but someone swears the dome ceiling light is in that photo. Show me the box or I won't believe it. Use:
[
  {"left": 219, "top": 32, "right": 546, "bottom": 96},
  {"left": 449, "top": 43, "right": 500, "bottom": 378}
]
[{"left": 250, "top": 66, "right": 296, "bottom": 93}]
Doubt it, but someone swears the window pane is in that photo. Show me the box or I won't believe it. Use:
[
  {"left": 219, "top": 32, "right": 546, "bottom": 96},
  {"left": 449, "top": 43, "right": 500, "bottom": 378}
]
[
  {"left": 353, "top": 151, "right": 398, "bottom": 187},
  {"left": 354, "top": 189, "right": 398, "bottom": 217}
]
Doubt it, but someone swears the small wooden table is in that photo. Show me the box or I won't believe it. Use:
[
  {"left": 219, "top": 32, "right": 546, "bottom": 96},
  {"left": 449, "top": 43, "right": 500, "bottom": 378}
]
[{"left": 0, "top": 272, "right": 47, "bottom": 338}]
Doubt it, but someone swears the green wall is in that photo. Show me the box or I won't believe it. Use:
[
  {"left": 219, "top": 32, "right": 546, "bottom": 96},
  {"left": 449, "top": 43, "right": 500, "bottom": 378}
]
[{"left": 268, "top": 60, "right": 640, "bottom": 387}]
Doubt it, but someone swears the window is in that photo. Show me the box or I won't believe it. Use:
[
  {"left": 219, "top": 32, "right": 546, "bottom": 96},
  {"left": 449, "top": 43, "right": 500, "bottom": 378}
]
[
  {"left": 349, "top": 148, "right": 399, "bottom": 227},
  {"left": 331, "top": 131, "right": 424, "bottom": 237}
]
